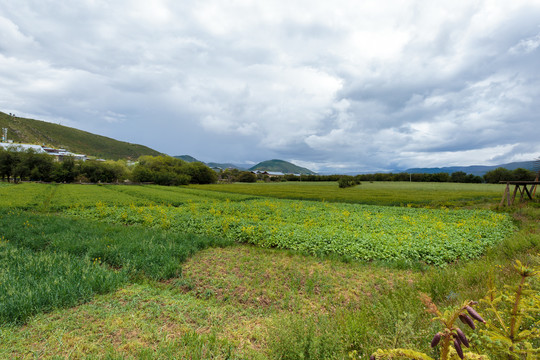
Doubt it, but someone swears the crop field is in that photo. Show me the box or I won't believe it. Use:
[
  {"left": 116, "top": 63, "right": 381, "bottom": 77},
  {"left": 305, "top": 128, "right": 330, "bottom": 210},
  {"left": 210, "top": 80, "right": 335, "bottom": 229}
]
[
  {"left": 0, "top": 181, "right": 538, "bottom": 359},
  {"left": 0, "top": 208, "right": 231, "bottom": 325},
  {"left": 0, "top": 182, "right": 54, "bottom": 209},
  {"left": 66, "top": 199, "right": 515, "bottom": 266},
  {"left": 107, "top": 184, "right": 257, "bottom": 205},
  {"left": 190, "top": 181, "right": 506, "bottom": 206},
  {"left": 0, "top": 183, "right": 258, "bottom": 211}
]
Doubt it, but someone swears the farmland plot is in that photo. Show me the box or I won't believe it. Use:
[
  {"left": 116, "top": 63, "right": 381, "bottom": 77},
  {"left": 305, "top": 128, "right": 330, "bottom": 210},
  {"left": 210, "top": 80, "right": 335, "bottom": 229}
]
[
  {"left": 107, "top": 184, "right": 257, "bottom": 205},
  {"left": 0, "top": 182, "right": 54, "bottom": 209},
  {"left": 67, "top": 198, "right": 515, "bottom": 266}
]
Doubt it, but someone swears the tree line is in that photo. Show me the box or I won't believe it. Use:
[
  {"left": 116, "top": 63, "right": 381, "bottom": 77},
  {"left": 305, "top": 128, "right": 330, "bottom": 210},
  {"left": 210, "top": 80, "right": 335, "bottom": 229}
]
[
  {"left": 220, "top": 168, "right": 536, "bottom": 184},
  {"left": 351, "top": 168, "right": 536, "bottom": 184},
  {"left": 2, "top": 147, "right": 535, "bottom": 185},
  {"left": 0, "top": 148, "right": 217, "bottom": 184}
]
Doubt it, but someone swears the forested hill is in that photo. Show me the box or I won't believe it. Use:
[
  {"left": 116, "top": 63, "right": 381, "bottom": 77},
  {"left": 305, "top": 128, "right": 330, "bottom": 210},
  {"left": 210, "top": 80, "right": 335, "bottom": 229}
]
[
  {"left": 0, "top": 111, "right": 162, "bottom": 160},
  {"left": 249, "top": 159, "right": 316, "bottom": 175},
  {"left": 405, "top": 161, "right": 536, "bottom": 177}
]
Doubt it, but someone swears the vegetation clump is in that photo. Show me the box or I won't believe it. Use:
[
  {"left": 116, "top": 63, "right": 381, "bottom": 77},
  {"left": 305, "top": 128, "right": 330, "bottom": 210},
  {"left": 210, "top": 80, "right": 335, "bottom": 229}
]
[
  {"left": 66, "top": 197, "right": 515, "bottom": 266},
  {"left": 479, "top": 260, "right": 539, "bottom": 359},
  {"left": 369, "top": 260, "right": 540, "bottom": 360},
  {"left": 0, "top": 148, "right": 218, "bottom": 184},
  {"left": 338, "top": 175, "right": 361, "bottom": 188}
]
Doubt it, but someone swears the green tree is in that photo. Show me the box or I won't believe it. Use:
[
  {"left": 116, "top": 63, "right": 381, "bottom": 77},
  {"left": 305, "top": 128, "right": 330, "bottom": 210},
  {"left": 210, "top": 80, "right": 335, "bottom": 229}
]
[
  {"left": 451, "top": 171, "right": 468, "bottom": 183},
  {"left": 220, "top": 168, "right": 241, "bottom": 182},
  {"left": 26, "top": 151, "right": 54, "bottom": 181},
  {"left": 131, "top": 165, "right": 154, "bottom": 183},
  {"left": 468, "top": 174, "right": 483, "bottom": 183},
  {"left": 237, "top": 171, "right": 257, "bottom": 183},
  {"left": 338, "top": 176, "right": 359, "bottom": 188},
  {"left": 12, "top": 157, "right": 30, "bottom": 182},
  {"left": 51, "top": 157, "right": 77, "bottom": 183},
  {"left": 0, "top": 149, "right": 18, "bottom": 182},
  {"left": 130, "top": 155, "right": 216, "bottom": 185},
  {"left": 185, "top": 162, "right": 218, "bottom": 184},
  {"left": 484, "top": 167, "right": 513, "bottom": 184},
  {"left": 511, "top": 168, "right": 536, "bottom": 181}
]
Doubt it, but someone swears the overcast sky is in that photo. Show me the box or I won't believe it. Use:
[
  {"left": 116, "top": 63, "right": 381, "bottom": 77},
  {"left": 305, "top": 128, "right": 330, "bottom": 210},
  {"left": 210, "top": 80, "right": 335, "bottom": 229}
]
[{"left": 1, "top": 1, "right": 539, "bottom": 173}]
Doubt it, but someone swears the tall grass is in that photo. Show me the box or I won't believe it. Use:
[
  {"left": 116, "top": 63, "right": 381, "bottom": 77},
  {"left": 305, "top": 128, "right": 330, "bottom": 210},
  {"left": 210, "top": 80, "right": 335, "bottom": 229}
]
[
  {"left": 190, "top": 181, "right": 505, "bottom": 207},
  {"left": 267, "top": 282, "right": 434, "bottom": 360},
  {"left": 0, "top": 242, "right": 125, "bottom": 325},
  {"left": 107, "top": 184, "right": 257, "bottom": 206},
  {"left": 48, "top": 184, "right": 145, "bottom": 209},
  {"left": 0, "top": 209, "right": 233, "bottom": 325},
  {"left": 0, "top": 209, "right": 233, "bottom": 280},
  {"left": 0, "top": 182, "right": 54, "bottom": 209}
]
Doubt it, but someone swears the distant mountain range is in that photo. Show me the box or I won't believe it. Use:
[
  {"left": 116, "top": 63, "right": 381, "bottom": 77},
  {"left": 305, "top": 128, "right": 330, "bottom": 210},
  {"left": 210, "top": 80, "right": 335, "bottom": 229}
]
[
  {"left": 0, "top": 111, "right": 161, "bottom": 160},
  {"left": 174, "top": 156, "right": 316, "bottom": 175},
  {"left": 177, "top": 154, "right": 537, "bottom": 177},
  {"left": 404, "top": 161, "right": 536, "bottom": 177},
  {"left": 174, "top": 155, "right": 249, "bottom": 170}
]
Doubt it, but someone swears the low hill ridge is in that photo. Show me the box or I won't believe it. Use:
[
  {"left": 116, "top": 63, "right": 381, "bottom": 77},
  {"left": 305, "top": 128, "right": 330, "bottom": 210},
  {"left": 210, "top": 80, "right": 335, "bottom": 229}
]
[
  {"left": 249, "top": 159, "right": 316, "bottom": 175},
  {"left": 172, "top": 156, "right": 315, "bottom": 174},
  {"left": 0, "top": 111, "right": 161, "bottom": 160},
  {"left": 404, "top": 161, "right": 536, "bottom": 176},
  {"left": 174, "top": 155, "right": 200, "bottom": 163}
]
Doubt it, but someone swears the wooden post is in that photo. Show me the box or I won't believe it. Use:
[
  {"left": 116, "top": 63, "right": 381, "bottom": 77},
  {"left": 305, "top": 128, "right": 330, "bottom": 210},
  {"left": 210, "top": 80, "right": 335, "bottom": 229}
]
[
  {"left": 511, "top": 184, "right": 519, "bottom": 205},
  {"left": 518, "top": 185, "right": 525, "bottom": 202},
  {"left": 500, "top": 183, "right": 509, "bottom": 206},
  {"left": 523, "top": 184, "right": 532, "bottom": 200}
]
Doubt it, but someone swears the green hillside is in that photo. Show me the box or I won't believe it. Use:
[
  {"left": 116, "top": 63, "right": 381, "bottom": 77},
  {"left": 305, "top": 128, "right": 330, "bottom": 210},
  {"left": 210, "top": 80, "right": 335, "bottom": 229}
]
[
  {"left": 174, "top": 155, "right": 200, "bottom": 163},
  {"left": 207, "top": 162, "right": 248, "bottom": 170},
  {"left": 0, "top": 111, "right": 161, "bottom": 160},
  {"left": 249, "top": 159, "right": 316, "bottom": 175}
]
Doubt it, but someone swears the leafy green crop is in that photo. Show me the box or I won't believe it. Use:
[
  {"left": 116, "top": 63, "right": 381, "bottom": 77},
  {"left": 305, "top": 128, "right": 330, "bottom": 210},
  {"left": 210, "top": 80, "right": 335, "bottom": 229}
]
[{"left": 67, "top": 198, "right": 516, "bottom": 266}]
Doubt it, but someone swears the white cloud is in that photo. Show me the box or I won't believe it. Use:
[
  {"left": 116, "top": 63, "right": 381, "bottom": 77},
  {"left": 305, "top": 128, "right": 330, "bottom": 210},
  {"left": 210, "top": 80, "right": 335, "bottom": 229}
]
[
  {"left": 396, "top": 144, "right": 519, "bottom": 168},
  {"left": 0, "top": 0, "right": 539, "bottom": 172},
  {"left": 509, "top": 32, "right": 540, "bottom": 54}
]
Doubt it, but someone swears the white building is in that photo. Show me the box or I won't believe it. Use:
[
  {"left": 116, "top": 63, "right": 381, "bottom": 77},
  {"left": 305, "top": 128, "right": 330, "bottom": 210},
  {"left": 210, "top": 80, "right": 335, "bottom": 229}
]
[{"left": 0, "top": 143, "right": 87, "bottom": 161}]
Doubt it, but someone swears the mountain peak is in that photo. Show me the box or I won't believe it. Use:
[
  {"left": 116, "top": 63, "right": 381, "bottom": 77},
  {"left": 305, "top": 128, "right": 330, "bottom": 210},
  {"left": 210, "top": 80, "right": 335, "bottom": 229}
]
[{"left": 249, "top": 159, "right": 315, "bottom": 175}]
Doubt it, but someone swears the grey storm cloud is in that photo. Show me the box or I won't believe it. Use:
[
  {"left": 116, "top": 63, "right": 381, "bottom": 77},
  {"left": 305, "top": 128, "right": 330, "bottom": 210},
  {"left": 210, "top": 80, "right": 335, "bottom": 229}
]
[{"left": 1, "top": 0, "right": 539, "bottom": 173}]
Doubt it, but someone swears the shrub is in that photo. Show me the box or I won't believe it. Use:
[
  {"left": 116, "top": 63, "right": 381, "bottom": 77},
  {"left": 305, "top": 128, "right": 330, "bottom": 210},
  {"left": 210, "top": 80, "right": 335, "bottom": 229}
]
[
  {"left": 338, "top": 176, "right": 359, "bottom": 188},
  {"left": 237, "top": 171, "right": 257, "bottom": 183}
]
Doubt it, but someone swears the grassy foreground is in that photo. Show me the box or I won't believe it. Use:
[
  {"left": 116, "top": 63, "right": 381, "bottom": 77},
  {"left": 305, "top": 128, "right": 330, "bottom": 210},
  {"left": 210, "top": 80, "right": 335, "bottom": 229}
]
[{"left": 0, "top": 182, "right": 538, "bottom": 359}]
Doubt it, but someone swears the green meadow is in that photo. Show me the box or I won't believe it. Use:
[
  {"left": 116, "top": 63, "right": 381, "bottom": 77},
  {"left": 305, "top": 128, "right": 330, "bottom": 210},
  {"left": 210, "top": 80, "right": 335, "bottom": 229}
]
[
  {"left": 191, "top": 181, "right": 506, "bottom": 207},
  {"left": 0, "top": 182, "right": 538, "bottom": 359}
]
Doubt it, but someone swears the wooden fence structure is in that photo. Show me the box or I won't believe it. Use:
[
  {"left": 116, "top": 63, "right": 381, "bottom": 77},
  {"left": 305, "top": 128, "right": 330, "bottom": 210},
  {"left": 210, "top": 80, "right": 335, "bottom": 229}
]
[
  {"left": 500, "top": 181, "right": 540, "bottom": 206},
  {"left": 500, "top": 157, "right": 540, "bottom": 206}
]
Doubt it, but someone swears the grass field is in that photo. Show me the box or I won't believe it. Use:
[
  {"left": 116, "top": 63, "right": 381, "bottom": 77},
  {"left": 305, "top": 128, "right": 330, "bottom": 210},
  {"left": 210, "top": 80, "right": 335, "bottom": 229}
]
[
  {"left": 0, "top": 181, "right": 538, "bottom": 359},
  {"left": 190, "top": 181, "right": 506, "bottom": 207}
]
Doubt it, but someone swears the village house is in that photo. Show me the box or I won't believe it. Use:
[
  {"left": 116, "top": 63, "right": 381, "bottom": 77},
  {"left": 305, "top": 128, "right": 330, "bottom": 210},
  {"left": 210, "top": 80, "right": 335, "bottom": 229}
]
[{"left": 0, "top": 142, "right": 87, "bottom": 162}]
